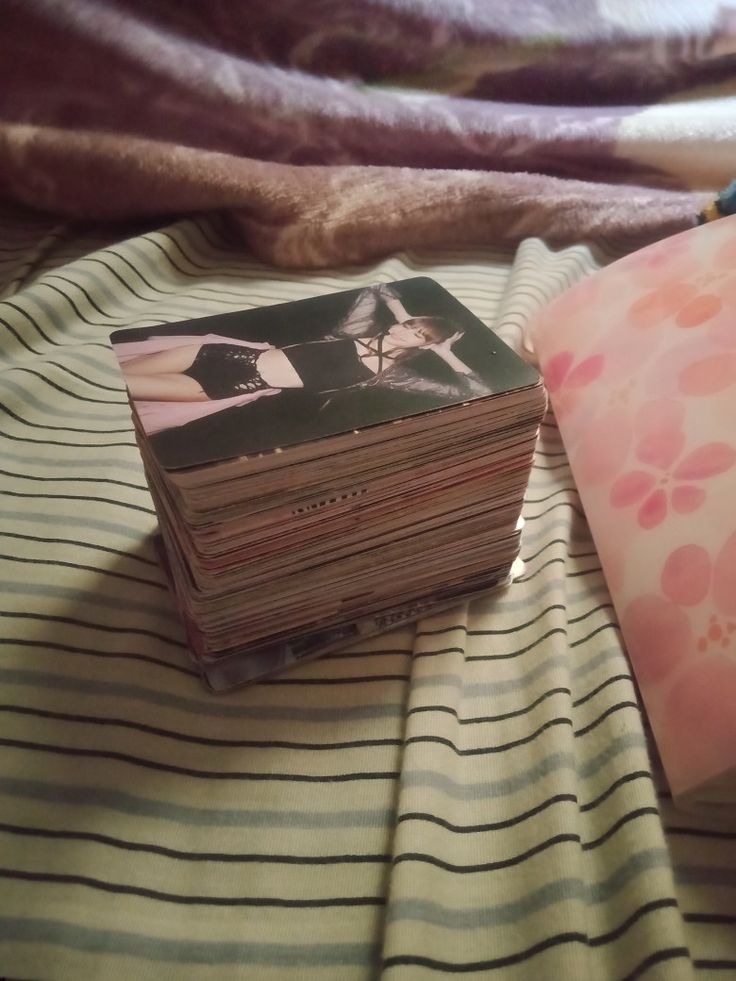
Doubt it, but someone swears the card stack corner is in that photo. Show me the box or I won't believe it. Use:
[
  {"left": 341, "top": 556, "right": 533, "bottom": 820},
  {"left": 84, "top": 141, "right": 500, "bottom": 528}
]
[{"left": 112, "top": 278, "right": 546, "bottom": 691}]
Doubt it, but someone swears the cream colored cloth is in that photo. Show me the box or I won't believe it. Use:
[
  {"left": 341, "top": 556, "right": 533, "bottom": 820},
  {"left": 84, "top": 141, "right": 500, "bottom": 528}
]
[{"left": 0, "top": 206, "right": 733, "bottom": 979}]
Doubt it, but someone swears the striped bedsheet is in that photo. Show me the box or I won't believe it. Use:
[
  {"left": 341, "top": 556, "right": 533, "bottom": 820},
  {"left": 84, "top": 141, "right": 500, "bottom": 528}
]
[{"left": 0, "top": 205, "right": 734, "bottom": 980}]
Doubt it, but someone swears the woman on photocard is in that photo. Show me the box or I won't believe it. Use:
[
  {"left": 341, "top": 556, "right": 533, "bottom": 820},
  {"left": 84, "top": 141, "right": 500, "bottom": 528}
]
[{"left": 114, "top": 284, "right": 491, "bottom": 434}]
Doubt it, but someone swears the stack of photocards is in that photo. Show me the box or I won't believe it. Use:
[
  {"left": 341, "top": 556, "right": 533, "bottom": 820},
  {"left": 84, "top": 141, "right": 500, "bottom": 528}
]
[{"left": 112, "top": 278, "right": 546, "bottom": 691}]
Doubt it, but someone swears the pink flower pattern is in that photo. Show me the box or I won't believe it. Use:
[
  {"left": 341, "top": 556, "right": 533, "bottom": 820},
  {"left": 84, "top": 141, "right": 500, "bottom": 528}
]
[
  {"left": 530, "top": 214, "right": 736, "bottom": 800},
  {"left": 543, "top": 349, "right": 604, "bottom": 420},
  {"left": 620, "top": 534, "right": 736, "bottom": 794},
  {"left": 609, "top": 399, "right": 736, "bottom": 529}
]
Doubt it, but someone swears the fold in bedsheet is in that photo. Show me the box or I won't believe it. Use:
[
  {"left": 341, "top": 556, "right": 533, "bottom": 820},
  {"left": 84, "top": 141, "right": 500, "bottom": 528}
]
[
  {"left": 0, "top": 205, "right": 734, "bottom": 979},
  {"left": 3, "top": 0, "right": 732, "bottom": 266}
]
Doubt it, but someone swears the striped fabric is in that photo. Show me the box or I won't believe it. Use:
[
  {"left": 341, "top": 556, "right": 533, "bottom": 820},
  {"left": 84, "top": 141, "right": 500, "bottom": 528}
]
[{"left": 0, "top": 205, "right": 734, "bottom": 981}]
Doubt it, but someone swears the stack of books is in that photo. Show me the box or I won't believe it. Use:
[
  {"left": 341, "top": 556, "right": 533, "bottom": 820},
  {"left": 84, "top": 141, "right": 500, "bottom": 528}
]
[{"left": 112, "top": 278, "right": 545, "bottom": 690}]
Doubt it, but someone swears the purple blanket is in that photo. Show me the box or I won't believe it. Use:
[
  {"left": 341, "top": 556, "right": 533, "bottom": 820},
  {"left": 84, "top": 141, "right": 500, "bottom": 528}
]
[{"left": 1, "top": 0, "right": 734, "bottom": 266}]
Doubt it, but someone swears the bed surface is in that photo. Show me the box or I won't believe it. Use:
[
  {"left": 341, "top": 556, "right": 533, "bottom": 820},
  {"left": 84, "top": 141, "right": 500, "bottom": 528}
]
[{"left": 1, "top": 206, "right": 734, "bottom": 980}]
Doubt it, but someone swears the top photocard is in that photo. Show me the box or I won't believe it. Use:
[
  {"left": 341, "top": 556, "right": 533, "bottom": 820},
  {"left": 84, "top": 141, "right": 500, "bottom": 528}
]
[{"left": 111, "top": 277, "right": 540, "bottom": 470}]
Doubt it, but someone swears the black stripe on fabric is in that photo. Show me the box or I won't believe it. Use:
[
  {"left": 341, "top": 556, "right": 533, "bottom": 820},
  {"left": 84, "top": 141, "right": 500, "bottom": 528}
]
[
  {"left": 531, "top": 448, "right": 568, "bottom": 458},
  {"left": 0, "top": 703, "right": 402, "bottom": 750},
  {"left": 190, "top": 217, "right": 238, "bottom": 253},
  {"left": 570, "top": 621, "right": 621, "bottom": 647},
  {"left": 398, "top": 793, "right": 578, "bottom": 833},
  {"left": 516, "top": 557, "right": 603, "bottom": 583},
  {"left": 0, "top": 427, "right": 135, "bottom": 449},
  {"left": 407, "top": 686, "right": 571, "bottom": 725},
  {"left": 579, "top": 770, "right": 653, "bottom": 812},
  {"left": 693, "top": 960, "right": 736, "bottom": 971},
  {"left": 0, "top": 402, "right": 134, "bottom": 442},
  {"left": 462, "top": 619, "right": 620, "bottom": 662},
  {"left": 0, "top": 612, "right": 184, "bottom": 648},
  {"left": 398, "top": 803, "right": 660, "bottom": 850},
  {"left": 458, "top": 606, "right": 568, "bottom": 636},
  {"left": 619, "top": 948, "right": 691, "bottom": 981},
  {"left": 1, "top": 299, "right": 59, "bottom": 346},
  {"left": 44, "top": 274, "right": 116, "bottom": 319},
  {"left": 0, "top": 467, "right": 147, "bottom": 493},
  {"left": 415, "top": 623, "right": 468, "bottom": 638},
  {"left": 432, "top": 601, "right": 614, "bottom": 640},
  {"left": 3, "top": 367, "right": 125, "bottom": 405},
  {"left": 0, "top": 738, "right": 399, "bottom": 783},
  {"left": 0, "top": 315, "right": 44, "bottom": 355},
  {"left": 0, "top": 823, "right": 391, "bottom": 865},
  {"left": 0, "top": 640, "right": 193, "bottom": 677},
  {"left": 525, "top": 487, "right": 580, "bottom": 504},
  {"left": 574, "top": 701, "right": 641, "bottom": 737},
  {"left": 35, "top": 282, "right": 112, "bottom": 330},
  {"left": 393, "top": 833, "right": 580, "bottom": 872},
  {"left": 518, "top": 501, "right": 587, "bottom": 521},
  {"left": 0, "top": 488, "right": 155, "bottom": 515},
  {"left": 582, "top": 807, "right": 660, "bottom": 850},
  {"left": 383, "top": 934, "right": 686, "bottom": 975},
  {"left": 573, "top": 674, "right": 632, "bottom": 708},
  {"left": 383, "top": 934, "right": 589, "bottom": 972},
  {"left": 591, "top": 898, "right": 679, "bottom": 946},
  {"left": 521, "top": 538, "right": 596, "bottom": 563},
  {"left": 569, "top": 565, "right": 604, "bottom": 579},
  {"left": 94, "top": 246, "right": 258, "bottom": 302},
  {"left": 531, "top": 460, "right": 571, "bottom": 472},
  {"left": 392, "top": 811, "right": 659, "bottom": 872},
  {"left": 0, "top": 531, "right": 158, "bottom": 567},
  {"left": 0, "top": 868, "right": 384, "bottom": 908},
  {"left": 464, "top": 627, "right": 566, "bottom": 660},
  {"left": 405, "top": 701, "right": 637, "bottom": 757},
  {"left": 404, "top": 717, "right": 573, "bottom": 755},
  {"left": 83, "top": 254, "right": 166, "bottom": 302},
  {"left": 460, "top": 627, "right": 567, "bottom": 662},
  {"left": 513, "top": 556, "right": 564, "bottom": 582},
  {"left": 141, "top": 236, "right": 211, "bottom": 279},
  {"left": 94, "top": 248, "right": 246, "bottom": 302},
  {"left": 569, "top": 603, "right": 616, "bottom": 624},
  {"left": 35, "top": 360, "right": 123, "bottom": 393},
  {"left": 145, "top": 233, "right": 231, "bottom": 277},
  {"left": 0, "top": 553, "right": 166, "bottom": 591},
  {"left": 0, "top": 401, "right": 130, "bottom": 435}
]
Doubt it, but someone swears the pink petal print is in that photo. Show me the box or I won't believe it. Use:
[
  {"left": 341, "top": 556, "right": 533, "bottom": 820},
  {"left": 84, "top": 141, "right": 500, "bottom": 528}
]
[
  {"left": 673, "top": 442, "right": 736, "bottom": 480},
  {"left": 661, "top": 544, "right": 711, "bottom": 606},
  {"left": 620, "top": 594, "right": 692, "bottom": 684},
  {"left": 610, "top": 470, "right": 657, "bottom": 508},
  {"left": 713, "top": 531, "right": 736, "bottom": 617},
  {"left": 679, "top": 353, "right": 736, "bottom": 396},
  {"left": 545, "top": 351, "right": 573, "bottom": 393},
  {"left": 671, "top": 485, "right": 706, "bottom": 514},
  {"left": 627, "top": 281, "right": 698, "bottom": 329},
  {"left": 675, "top": 294, "right": 722, "bottom": 329},
  {"left": 638, "top": 489, "right": 667, "bottom": 529},
  {"left": 565, "top": 353, "right": 604, "bottom": 388},
  {"left": 636, "top": 426, "right": 685, "bottom": 470}
]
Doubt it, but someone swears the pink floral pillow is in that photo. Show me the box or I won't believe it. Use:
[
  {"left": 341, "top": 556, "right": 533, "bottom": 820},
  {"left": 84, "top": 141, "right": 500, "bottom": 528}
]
[{"left": 530, "top": 217, "right": 736, "bottom": 808}]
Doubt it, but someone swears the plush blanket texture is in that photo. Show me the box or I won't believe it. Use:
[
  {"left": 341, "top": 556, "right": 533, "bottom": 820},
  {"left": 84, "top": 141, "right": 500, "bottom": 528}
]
[{"left": 2, "top": 0, "right": 735, "bottom": 265}]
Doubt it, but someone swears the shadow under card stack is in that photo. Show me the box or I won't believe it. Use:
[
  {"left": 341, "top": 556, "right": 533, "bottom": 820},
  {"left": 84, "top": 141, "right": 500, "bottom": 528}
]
[{"left": 112, "top": 278, "right": 545, "bottom": 690}]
